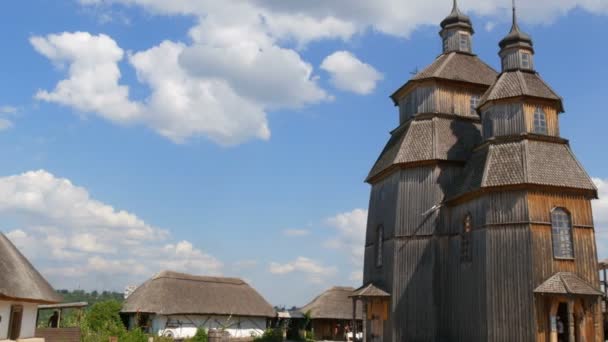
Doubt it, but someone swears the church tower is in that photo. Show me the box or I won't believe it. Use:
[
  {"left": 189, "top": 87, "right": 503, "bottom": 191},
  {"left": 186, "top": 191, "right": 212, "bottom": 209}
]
[
  {"left": 361, "top": 1, "right": 604, "bottom": 341},
  {"left": 363, "top": 1, "right": 497, "bottom": 341}
]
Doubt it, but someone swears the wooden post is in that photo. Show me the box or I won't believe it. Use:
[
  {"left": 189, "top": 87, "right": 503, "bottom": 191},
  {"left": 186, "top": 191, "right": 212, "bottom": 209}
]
[
  {"left": 362, "top": 301, "right": 367, "bottom": 342},
  {"left": 568, "top": 300, "right": 575, "bottom": 342},
  {"left": 352, "top": 298, "right": 357, "bottom": 342}
]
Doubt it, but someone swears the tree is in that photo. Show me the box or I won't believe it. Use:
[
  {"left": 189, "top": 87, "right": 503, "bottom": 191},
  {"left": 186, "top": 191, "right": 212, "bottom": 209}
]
[{"left": 85, "top": 300, "right": 125, "bottom": 336}]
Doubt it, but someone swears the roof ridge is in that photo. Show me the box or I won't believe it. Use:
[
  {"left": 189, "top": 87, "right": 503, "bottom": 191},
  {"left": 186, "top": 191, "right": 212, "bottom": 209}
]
[
  {"left": 154, "top": 271, "right": 246, "bottom": 285},
  {"left": 516, "top": 71, "right": 528, "bottom": 94},
  {"left": 435, "top": 52, "right": 455, "bottom": 76}
]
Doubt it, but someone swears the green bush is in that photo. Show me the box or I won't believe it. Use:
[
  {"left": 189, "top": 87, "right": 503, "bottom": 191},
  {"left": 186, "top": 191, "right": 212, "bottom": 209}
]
[
  {"left": 85, "top": 300, "right": 125, "bottom": 335},
  {"left": 186, "top": 327, "right": 209, "bottom": 342},
  {"left": 254, "top": 328, "right": 284, "bottom": 342}
]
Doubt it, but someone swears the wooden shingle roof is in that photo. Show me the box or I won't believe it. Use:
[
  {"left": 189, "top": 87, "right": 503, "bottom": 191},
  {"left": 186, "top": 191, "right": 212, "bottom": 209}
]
[
  {"left": 299, "top": 287, "right": 363, "bottom": 320},
  {"left": 122, "top": 271, "right": 275, "bottom": 317},
  {"left": 351, "top": 284, "right": 390, "bottom": 298},
  {"left": 412, "top": 52, "right": 497, "bottom": 86},
  {"left": 0, "top": 233, "right": 62, "bottom": 303},
  {"left": 367, "top": 118, "right": 481, "bottom": 182},
  {"left": 479, "top": 71, "right": 563, "bottom": 111},
  {"left": 534, "top": 272, "right": 603, "bottom": 296},
  {"left": 391, "top": 52, "right": 498, "bottom": 104},
  {"left": 449, "top": 140, "right": 597, "bottom": 199}
]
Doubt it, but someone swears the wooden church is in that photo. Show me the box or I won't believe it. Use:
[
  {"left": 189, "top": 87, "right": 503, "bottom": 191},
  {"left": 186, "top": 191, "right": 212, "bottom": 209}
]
[{"left": 361, "top": 1, "right": 604, "bottom": 341}]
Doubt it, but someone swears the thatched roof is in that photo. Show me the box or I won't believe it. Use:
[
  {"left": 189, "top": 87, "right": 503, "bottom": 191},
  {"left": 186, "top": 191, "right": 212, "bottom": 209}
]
[
  {"left": 0, "top": 233, "right": 62, "bottom": 303},
  {"left": 122, "top": 271, "right": 275, "bottom": 317},
  {"left": 300, "top": 287, "right": 363, "bottom": 320}
]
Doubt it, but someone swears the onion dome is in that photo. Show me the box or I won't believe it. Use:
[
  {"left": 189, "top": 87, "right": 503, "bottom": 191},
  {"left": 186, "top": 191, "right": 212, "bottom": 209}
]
[
  {"left": 499, "top": 1, "right": 533, "bottom": 51},
  {"left": 440, "top": 0, "right": 473, "bottom": 32}
]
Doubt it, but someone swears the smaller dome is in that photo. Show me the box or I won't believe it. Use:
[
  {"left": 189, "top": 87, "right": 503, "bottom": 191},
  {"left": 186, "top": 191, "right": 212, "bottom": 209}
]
[
  {"left": 499, "top": 6, "right": 533, "bottom": 49},
  {"left": 440, "top": 0, "right": 473, "bottom": 31}
]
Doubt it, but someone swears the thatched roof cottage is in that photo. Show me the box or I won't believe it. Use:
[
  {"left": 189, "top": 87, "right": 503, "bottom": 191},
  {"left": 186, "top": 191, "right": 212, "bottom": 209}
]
[
  {"left": 122, "top": 271, "right": 275, "bottom": 340},
  {"left": 298, "top": 287, "right": 363, "bottom": 341},
  {"left": 0, "top": 233, "right": 62, "bottom": 341}
]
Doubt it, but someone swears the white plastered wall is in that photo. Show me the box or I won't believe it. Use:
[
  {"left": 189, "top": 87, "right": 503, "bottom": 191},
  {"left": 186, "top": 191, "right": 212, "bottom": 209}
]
[
  {"left": 0, "top": 300, "right": 39, "bottom": 340},
  {"left": 141, "top": 314, "right": 268, "bottom": 339}
]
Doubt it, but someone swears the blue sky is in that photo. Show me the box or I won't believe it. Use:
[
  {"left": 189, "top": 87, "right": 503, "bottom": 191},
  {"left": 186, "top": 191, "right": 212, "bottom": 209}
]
[{"left": 0, "top": 0, "right": 607, "bottom": 306}]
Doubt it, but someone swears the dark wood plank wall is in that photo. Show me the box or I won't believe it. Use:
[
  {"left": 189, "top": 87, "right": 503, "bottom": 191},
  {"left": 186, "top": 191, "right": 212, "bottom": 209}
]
[{"left": 398, "top": 84, "right": 484, "bottom": 124}]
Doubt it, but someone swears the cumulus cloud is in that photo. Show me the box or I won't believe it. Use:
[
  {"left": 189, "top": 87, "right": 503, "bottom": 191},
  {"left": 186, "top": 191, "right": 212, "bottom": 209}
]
[
  {"left": 80, "top": 0, "right": 608, "bottom": 40},
  {"left": 49, "top": 0, "right": 607, "bottom": 145},
  {"left": 593, "top": 178, "right": 608, "bottom": 259},
  {"left": 31, "top": 32, "right": 140, "bottom": 123},
  {"left": 32, "top": 14, "right": 329, "bottom": 145},
  {"left": 325, "top": 209, "right": 368, "bottom": 267},
  {"left": 1, "top": 170, "right": 222, "bottom": 289},
  {"left": 269, "top": 257, "right": 337, "bottom": 284},
  {"left": 321, "top": 51, "right": 383, "bottom": 95}
]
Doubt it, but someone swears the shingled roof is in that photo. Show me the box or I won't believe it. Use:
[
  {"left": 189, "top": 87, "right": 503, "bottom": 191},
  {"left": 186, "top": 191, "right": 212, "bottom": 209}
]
[
  {"left": 412, "top": 52, "right": 497, "bottom": 86},
  {"left": 534, "top": 272, "right": 603, "bottom": 296},
  {"left": 391, "top": 52, "right": 498, "bottom": 104},
  {"left": 0, "top": 233, "right": 62, "bottom": 303},
  {"left": 479, "top": 71, "right": 563, "bottom": 112},
  {"left": 367, "top": 118, "right": 481, "bottom": 182},
  {"left": 449, "top": 139, "right": 597, "bottom": 199},
  {"left": 122, "top": 271, "right": 275, "bottom": 317},
  {"left": 299, "top": 287, "right": 363, "bottom": 320}
]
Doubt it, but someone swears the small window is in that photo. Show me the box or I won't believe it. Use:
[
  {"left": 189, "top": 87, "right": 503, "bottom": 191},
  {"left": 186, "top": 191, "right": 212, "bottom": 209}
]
[
  {"left": 521, "top": 53, "right": 531, "bottom": 69},
  {"left": 376, "top": 226, "right": 384, "bottom": 267},
  {"left": 470, "top": 95, "right": 480, "bottom": 115},
  {"left": 533, "top": 107, "right": 548, "bottom": 135},
  {"left": 444, "top": 31, "right": 455, "bottom": 52},
  {"left": 551, "top": 208, "right": 574, "bottom": 259},
  {"left": 461, "top": 214, "right": 473, "bottom": 263},
  {"left": 459, "top": 33, "right": 470, "bottom": 52}
]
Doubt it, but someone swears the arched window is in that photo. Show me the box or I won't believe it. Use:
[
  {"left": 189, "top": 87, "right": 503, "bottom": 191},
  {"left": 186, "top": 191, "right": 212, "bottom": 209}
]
[
  {"left": 461, "top": 214, "right": 473, "bottom": 263},
  {"left": 533, "top": 107, "right": 548, "bottom": 135},
  {"left": 376, "top": 225, "right": 384, "bottom": 268},
  {"left": 552, "top": 208, "right": 574, "bottom": 259},
  {"left": 470, "top": 94, "right": 480, "bottom": 115}
]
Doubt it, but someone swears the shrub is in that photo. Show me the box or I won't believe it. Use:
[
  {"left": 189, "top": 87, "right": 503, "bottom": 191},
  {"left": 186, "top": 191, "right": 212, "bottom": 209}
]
[
  {"left": 254, "top": 328, "right": 284, "bottom": 342},
  {"left": 85, "top": 300, "right": 125, "bottom": 335},
  {"left": 186, "top": 327, "right": 209, "bottom": 342}
]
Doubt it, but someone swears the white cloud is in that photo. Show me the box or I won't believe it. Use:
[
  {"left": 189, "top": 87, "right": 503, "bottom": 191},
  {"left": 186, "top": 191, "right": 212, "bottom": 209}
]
[
  {"left": 321, "top": 51, "right": 383, "bottom": 95},
  {"left": 593, "top": 178, "right": 608, "bottom": 259},
  {"left": 325, "top": 208, "right": 368, "bottom": 268},
  {"left": 33, "top": 29, "right": 328, "bottom": 145},
  {"left": 282, "top": 229, "right": 310, "bottom": 237},
  {"left": 80, "top": 0, "right": 608, "bottom": 40},
  {"left": 269, "top": 257, "right": 337, "bottom": 284},
  {"left": 1, "top": 170, "right": 222, "bottom": 289},
  {"left": 56, "top": 0, "right": 608, "bottom": 145},
  {"left": 31, "top": 32, "right": 141, "bottom": 123}
]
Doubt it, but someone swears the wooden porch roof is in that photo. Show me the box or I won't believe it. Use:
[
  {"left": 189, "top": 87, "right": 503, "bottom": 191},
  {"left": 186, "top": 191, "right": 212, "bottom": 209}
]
[{"left": 534, "top": 272, "right": 603, "bottom": 297}]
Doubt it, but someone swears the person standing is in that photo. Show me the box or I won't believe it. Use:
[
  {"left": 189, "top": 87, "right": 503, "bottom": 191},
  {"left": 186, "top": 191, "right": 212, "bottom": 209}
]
[
  {"left": 556, "top": 316, "right": 565, "bottom": 342},
  {"left": 48, "top": 311, "right": 59, "bottom": 328}
]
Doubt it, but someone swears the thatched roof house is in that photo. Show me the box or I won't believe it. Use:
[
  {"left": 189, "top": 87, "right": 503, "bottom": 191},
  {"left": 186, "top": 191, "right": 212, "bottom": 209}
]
[
  {"left": 122, "top": 271, "right": 275, "bottom": 339},
  {"left": 0, "top": 233, "right": 62, "bottom": 304},
  {"left": 298, "top": 287, "right": 363, "bottom": 341},
  {"left": 300, "top": 286, "right": 363, "bottom": 320},
  {"left": 0, "top": 232, "right": 61, "bottom": 341}
]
